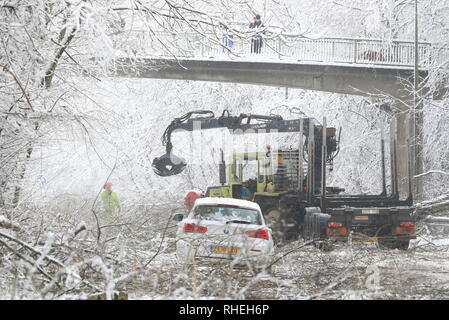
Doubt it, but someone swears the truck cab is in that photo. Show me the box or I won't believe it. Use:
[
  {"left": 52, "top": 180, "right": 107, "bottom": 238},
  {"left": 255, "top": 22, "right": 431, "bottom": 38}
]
[{"left": 206, "top": 150, "right": 274, "bottom": 199}]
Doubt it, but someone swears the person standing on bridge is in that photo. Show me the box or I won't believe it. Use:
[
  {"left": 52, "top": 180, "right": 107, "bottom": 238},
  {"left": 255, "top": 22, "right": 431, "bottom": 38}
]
[
  {"left": 249, "top": 14, "right": 264, "bottom": 54},
  {"left": 221, "top": 31, "right": 234, "bottom": 53}
]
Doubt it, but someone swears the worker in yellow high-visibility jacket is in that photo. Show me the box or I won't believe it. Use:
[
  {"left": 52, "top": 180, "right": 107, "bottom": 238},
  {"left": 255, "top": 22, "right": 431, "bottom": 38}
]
[{"left": 100, "top": 181, "right": 121, "bottom": 214}]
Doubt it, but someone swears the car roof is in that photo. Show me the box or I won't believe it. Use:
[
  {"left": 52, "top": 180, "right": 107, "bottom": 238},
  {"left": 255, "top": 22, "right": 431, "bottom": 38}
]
[{"left": 194, "top": 197, "right": 261, "bottom": 211}]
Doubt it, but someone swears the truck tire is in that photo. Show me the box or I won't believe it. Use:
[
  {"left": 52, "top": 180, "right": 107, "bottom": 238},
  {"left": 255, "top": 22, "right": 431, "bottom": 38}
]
[
  {"left": 302, "top": 213, "right": 310, "bottom": 240},
  {"left": 378, "top": 238, "right": 409, "bottom": 250},
  {"left": 283, "top": 216, "right": 299, "bottom": 241},
  {"left": 265, "top": 206, "right": 301, "bottom": 243},
  {"left": 396, "top": 239, "right": 410, "bottom": 250},
  {"left": 314, "top": 240, "right": 334, "bottom": 252},
  {"left": 303, "top": 207, "right": 329, "bottom": 242},
  {"left": 264, "top": 208, "right": 284, "bottom": 243},
  {"left": 377, "top": 238, "right": 396, "bottom": 250}
]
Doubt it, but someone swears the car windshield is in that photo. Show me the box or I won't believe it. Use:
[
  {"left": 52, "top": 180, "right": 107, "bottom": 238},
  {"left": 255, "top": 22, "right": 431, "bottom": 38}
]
[{"left": 193, "top": 205, "right": 262, "bottom": 225}]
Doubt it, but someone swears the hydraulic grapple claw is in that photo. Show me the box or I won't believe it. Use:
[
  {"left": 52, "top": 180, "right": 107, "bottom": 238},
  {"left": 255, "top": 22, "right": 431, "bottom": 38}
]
[{"left": 152, "top": 152, "right": 187, "bottom": 176}]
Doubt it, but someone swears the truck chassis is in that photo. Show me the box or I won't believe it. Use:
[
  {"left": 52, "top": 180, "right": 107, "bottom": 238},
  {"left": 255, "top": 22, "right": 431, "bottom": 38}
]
[{"left": 153, "top": 110, "right": 416, "bottom": 249}]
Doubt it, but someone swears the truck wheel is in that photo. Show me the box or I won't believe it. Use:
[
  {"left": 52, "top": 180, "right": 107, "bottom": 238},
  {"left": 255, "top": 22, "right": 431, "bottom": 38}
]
[
  {"left": 378, "top": 238, "right": 397, "bottom": 250},
  {"left": 284, "top": 220, "right": 299, "bottom": 241},
  {"left": 314, "top": 240, "right": 334, "bottom": 252},
  {"left": 396, "top": 240, "right": 410, "bottom": 250},
  {"left": 378, "top": 238, "right": 410, "bottom": 250},
  {"left": 302, "top": 217, "right": 310, "bottom": 240},
  {"left": 264, "top": 208, "right": 283, "bottom": 243}
]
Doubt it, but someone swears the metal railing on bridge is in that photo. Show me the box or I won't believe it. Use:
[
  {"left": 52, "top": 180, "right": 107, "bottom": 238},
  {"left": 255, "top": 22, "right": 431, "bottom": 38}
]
[{"left": 113, "top": 31, "right": 447, "bottom": 69}]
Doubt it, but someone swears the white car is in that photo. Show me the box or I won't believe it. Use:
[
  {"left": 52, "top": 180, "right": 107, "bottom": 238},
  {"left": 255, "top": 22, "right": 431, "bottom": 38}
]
[{"left": 175, "top": 197, "right": 274, "bottom": 269}]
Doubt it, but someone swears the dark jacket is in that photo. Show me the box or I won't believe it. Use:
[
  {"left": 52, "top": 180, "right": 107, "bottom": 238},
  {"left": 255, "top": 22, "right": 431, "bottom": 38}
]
[{"left": 249, "top": 21, "right": 264, "bottom": 29}]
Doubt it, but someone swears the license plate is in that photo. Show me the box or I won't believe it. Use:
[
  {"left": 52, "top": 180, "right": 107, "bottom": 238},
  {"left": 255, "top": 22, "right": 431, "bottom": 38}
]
[
  {"left": 362, "top": 209, "right": 379, "bottom": 214},
  {"left": 213, "top": 245, "right": 240, "bottom": 255},
  {"left": 354, "top": 215, "right": 369, "bottom": 221}
]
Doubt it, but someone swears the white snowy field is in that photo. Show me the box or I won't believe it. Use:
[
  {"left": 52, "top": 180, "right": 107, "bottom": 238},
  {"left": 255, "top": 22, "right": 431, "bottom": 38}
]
[
  {"left": 124, "top": 215, "right": 449, "bottom": 300},
  {"left": 1, "top": 196, "right": 449, "bottom": 300}
]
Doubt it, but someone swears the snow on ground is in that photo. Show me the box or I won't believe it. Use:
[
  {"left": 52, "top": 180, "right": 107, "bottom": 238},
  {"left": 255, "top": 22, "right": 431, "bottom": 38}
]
[
  {"left": 2, "top": 199, "right": 448, "bottom": 300},
  {"left": 125, "top": 217, "right": 449, "bottom": 300}
]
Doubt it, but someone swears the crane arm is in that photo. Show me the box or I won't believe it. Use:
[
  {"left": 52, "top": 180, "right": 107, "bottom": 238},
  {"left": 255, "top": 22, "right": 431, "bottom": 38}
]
[{"left": 152, "top": 109, "right": 337, "bottom": 176}]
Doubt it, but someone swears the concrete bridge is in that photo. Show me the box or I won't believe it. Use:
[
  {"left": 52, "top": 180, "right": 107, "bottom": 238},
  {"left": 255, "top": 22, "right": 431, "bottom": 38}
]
[
  {"left": 113, "top": 57, "right": 427, "bottom": 99},
  {"left": 108, "top": 32, "right": 448, "bottom": 199},
  {"left": 111, "top": 32, "right": 444, "bottom": 98}
]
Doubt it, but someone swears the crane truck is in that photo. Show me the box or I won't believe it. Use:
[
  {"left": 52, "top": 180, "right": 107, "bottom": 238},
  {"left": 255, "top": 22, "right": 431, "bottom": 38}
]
[{"left": 152, "top": 110, "right": 416, "bottom": 249}]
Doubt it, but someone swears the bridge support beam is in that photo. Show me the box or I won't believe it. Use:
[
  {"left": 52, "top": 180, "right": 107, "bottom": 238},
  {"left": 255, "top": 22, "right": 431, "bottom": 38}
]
[
  {"left": 392, "top": 103, "right": 411, "bottom": 200},
  {"left": 393, "top": 100, "right": 423, "bottom": 202},
  {"left": 412, "top": 100, "right": 424, "bottom": 201}
]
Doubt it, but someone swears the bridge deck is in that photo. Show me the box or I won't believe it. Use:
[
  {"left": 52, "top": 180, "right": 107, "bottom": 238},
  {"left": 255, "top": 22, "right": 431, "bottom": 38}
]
[
  {"left": 107, "top": 32, "right": 447, "bottom": 99},
  {"left": 111, "top": 57, "right": 428, "bottom": 99},
  {"left": 113, "top": 31, "right": 448, "bottom": 70}
]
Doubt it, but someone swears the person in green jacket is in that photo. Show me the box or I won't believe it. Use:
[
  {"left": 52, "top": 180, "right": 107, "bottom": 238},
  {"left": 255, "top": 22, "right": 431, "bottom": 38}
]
[{"left": 100, "top": 181, "right": 121, "bottom": 214}]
